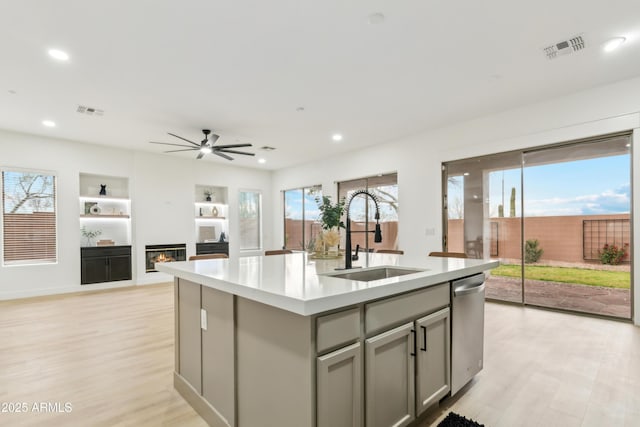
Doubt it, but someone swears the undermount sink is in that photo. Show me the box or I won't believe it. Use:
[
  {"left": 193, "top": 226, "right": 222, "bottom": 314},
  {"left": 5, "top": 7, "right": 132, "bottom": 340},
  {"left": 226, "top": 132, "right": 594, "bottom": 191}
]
[{"left": 327, "top": 266, "right": 425, "bottom": 282}]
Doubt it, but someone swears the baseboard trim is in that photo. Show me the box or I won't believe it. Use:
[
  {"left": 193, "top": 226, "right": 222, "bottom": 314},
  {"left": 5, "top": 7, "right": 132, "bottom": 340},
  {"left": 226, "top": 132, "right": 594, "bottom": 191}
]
[{"left": 174, "top": 372, "right": 230, "bottom": 427}]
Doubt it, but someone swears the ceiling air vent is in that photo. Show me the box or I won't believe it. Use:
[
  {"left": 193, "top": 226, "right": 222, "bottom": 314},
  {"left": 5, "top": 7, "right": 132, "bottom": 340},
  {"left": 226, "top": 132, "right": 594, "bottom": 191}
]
[
  {"left": 543, "top": 34, "right": 585, "bottom": 60},
  {"left": 76, "top": 105, "right": 104, "bottom": 116}
]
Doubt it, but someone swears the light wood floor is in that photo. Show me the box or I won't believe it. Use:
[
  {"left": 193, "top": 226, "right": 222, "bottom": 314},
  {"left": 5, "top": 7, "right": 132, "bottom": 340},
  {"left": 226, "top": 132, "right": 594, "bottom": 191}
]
[
  {"left": 0, "top": 283, "right": 207, "bottom": 427},
  {"left": 2, "top": 284, "right": 640, "bottom": 426}
]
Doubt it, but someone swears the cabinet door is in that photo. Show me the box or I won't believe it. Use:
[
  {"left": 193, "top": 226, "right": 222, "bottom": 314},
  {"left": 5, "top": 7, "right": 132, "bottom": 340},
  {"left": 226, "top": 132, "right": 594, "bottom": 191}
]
[
  {"left": 201, "top": 287, "right": 235, "bottom": 427},
  {"left": 317, "top": 342, "right": 362, "bottom": 427},
  {"left": 81, "top": 257, "right": 108, "bottom": 284},
  {"left": 365, "top": 322, "right": 415, "bottom": 427},
  {"left": 178, "top": 280, "right": 202, "bottom": 393},
  {"left": 415, "top": 307, "right": 450, "bottom": 416},
  {"left": 108, "top": 255, "right": 132, "bottom": 281}
]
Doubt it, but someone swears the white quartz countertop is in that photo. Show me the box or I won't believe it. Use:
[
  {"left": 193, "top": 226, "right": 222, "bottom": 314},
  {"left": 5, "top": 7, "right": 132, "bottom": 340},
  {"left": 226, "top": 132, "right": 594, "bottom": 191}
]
[{"left": 155, "top": 253, "right": 499, "bottom": 316}]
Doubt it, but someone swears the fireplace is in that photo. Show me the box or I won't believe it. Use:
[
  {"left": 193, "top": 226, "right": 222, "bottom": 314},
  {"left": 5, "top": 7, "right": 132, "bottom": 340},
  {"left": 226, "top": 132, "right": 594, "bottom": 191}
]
[{"left": 145, "top": 243, "right": 186, "bottom": 272}]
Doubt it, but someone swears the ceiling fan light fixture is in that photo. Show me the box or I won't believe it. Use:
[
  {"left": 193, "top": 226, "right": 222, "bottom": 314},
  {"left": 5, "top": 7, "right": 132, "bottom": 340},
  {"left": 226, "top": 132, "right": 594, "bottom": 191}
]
[
  {"left": 200, "top": 146, "right": 212, "bottom": 154},
  {"left": 604, "top": 37, "right": 626, "bottom": 52},
  {"left": 48, "top": 48, "right": 70, "bottom": 61}
]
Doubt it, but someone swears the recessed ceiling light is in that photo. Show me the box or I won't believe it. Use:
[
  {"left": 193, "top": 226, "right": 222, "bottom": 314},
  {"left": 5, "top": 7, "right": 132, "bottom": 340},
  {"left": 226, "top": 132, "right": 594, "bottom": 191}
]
[
  {"left": 42, "top": 120, "right": 56, "bottom": 127},
  {"left": 48, "top": 49, "right": 70, "bottom": 61},
  {"left": 463, "top": 172, "right": 470, "bottom": 176},
  {"left": 258, "top": 158, "right": 267, "bottom": 164},
  {"left": 332, "top": 134, "right": 343, "bottom": 142},
  {"left": 368, "top": 13, "right": 385, "bottom": 24},
  {"left": 603, "top": 37, "right": 626, "bottom": 52}
]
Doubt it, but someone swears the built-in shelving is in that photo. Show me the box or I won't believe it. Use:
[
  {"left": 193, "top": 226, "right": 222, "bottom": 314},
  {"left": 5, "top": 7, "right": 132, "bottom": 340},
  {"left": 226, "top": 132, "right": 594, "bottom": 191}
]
[
  {"left": 194, "top": 185, "right": 228, "bottom": 253},
  {"left": 79, "top": 173, "right": 132, "bottom": 248}
]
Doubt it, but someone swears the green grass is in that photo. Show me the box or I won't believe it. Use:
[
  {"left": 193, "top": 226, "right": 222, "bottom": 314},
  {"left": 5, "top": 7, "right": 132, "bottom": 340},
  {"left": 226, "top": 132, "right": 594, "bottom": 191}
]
[{"left": 491, "top": 264, "right": 630, "bottom": 289}]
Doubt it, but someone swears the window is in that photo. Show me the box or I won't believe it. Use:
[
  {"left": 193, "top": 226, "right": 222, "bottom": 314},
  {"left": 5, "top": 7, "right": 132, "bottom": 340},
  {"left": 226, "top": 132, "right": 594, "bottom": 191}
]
[
  {"left": 338, "top": 173, "right": 398, "bottom": 251},
  {"left": 239, "top": 190, "right": 262, "bottom": 251},
  {"left": 283, "top": 185, "right": 322, "bottom": 250},
  {"left": 2, "top": 170, "right": 57, "bottom": 265}
]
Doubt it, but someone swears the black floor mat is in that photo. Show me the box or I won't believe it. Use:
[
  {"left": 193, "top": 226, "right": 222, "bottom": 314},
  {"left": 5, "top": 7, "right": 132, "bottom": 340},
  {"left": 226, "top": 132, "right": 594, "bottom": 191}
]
[{"left": 437, "top": 412, "right": 485, "bottom": 427}]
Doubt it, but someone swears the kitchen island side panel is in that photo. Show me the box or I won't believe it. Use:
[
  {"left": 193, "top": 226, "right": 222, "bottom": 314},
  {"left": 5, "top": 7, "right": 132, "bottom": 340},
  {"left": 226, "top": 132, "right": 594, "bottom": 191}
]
[{"left": 236, "top": 296, "right": 315, "bottom": 427}]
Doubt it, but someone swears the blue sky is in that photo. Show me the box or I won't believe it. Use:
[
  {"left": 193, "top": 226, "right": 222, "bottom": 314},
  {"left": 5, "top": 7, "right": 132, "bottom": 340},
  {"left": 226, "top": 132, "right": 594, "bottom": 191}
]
[
  {"left": 449, "top": 154, "right": 630, "bottom": 217},
  {"left": 285, "top": 187, "right": 398, "bottom": 221},
  {"left": 489, "top": 154, "right": 630, "bottom": 217}
]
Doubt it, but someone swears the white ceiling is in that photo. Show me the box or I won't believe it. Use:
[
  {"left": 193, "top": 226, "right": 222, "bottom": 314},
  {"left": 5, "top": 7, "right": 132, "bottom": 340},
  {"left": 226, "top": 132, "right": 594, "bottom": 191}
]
[{"left": 1, "top": 0, "right": 640, "bottom": 170}]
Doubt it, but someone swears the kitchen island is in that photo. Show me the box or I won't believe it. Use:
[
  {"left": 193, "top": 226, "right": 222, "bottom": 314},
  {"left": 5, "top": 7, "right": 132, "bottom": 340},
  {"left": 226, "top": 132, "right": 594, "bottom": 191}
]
[{"left": 156, "top": 252, "right": 499, "bottom": 427}]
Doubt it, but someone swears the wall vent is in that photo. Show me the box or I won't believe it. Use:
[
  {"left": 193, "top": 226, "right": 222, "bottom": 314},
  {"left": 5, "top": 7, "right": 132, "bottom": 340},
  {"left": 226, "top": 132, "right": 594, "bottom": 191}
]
[
  {"left": 76, "top": 105, "right": 104, "bottom": 116},
  {"left": 543, "top": 34, "right": 585, "bottom": 60}
]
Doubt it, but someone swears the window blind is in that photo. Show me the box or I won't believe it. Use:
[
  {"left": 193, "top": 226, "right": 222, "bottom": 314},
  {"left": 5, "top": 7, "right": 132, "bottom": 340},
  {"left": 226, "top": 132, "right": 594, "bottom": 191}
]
[{"left": 2, "top": 170, "right": 57, "bottom": 265}]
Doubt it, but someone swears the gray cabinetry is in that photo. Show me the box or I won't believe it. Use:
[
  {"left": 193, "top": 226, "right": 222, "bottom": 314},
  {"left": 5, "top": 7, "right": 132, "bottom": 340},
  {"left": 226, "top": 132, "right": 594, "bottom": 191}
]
[
  {"left": 317, "top": 342, "right": 363, "bottom": 427},
  {"left": 176, "top": 280, "right": 235, "bottom": 427},
  {"left": 177, "top": 279, "right": 202, "bottom": 393},
  {"left": 415, "top": 307, "right": 451, "bottom": 416},
  {"left": 365, "top": 322, "right": 415, "bottom": 427}
]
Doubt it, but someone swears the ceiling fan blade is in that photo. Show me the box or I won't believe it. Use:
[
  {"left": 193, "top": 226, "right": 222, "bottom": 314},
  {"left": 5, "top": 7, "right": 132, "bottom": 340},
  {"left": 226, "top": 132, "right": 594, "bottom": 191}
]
[
  {"left": 214, "top": 151, "right": 234, "bottom": 161},
  {"left": 168, "top": 133, "right": 200, "bottom": 147},
  {"left": 214, "top": 143, "right": 252, "bottom": 149},
  {"left": 197, "top": 152, "right": 205, "bottom": 159},
  {"left": 164, "top": 148, "right": 200, "bottom": 153},
  {"left": 210, "top": 134, "right": 220, "bottom": 145},
  {"left": 217, "top": 149, "right": 255, "bottom": 156},
  {"left": 150, "top": 141, "right": 196, "bottom": 148}
]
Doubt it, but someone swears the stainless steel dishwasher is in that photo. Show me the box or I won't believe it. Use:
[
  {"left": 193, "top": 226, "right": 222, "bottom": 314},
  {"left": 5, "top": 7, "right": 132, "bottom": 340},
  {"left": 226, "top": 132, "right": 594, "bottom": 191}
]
[{"left": 451, "top": 273, "right": 485, "bottom": 395}]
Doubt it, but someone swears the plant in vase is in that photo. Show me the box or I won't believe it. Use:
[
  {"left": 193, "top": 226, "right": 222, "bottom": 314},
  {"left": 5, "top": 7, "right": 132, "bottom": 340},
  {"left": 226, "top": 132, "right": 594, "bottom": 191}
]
[
  {"left": 81, "top": 226, "right": 102, "bottom": 247},
  {"left": 315, "top": 195, "right": 345, "bottom": 256},
  {"left": 204, "top": 189, "right": 214, "bottom": 202}
]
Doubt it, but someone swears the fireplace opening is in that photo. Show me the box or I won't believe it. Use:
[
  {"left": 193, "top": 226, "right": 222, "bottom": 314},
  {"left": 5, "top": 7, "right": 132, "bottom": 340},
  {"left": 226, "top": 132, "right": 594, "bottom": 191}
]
[{"left": 145, "top": 243, "right": 186, "bottom": 272}]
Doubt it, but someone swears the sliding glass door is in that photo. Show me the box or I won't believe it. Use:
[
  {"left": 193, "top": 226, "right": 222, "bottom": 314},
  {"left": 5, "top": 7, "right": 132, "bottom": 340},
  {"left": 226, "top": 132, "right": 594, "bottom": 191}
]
[
  {"left": 443, "top": 133, "right": 632, "bottom": 319},
  {"left": 522, "top": 136, "right": 631, "bottom": 317},
  {"left": 444, "top": 151, "right": 523, "bottom": 303}
]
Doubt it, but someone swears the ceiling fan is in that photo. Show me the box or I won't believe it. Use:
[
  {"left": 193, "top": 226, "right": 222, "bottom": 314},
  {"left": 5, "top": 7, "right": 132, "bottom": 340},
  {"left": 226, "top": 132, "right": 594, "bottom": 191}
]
[{"left": 150, "top": 129, "right": 254, "bottom": 160}]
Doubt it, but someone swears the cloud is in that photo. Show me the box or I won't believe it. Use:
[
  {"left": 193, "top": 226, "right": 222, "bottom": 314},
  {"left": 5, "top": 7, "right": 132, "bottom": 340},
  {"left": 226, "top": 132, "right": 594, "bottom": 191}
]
[{"left": 525, "top": 184, "right": 630, "bottom": 216}]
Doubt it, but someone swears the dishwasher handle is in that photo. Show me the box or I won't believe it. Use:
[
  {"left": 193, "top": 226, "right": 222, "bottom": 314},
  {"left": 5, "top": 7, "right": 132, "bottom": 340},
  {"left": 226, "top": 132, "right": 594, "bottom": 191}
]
[{"left": 454, "top": 282, "right": 485, "bottom": 297}]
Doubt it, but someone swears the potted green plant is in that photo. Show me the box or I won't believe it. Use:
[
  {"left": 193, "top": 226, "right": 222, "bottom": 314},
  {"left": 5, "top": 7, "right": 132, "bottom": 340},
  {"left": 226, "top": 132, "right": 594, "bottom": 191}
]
[{"left": 315, "top": 196, "right": 345, "bottom": 256}]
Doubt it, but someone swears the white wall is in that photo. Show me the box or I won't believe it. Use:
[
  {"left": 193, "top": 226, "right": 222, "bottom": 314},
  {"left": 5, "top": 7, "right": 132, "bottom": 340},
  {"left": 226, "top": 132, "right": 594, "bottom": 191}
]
[
  {"left": 271, "top": 75, "right": 640, "bottom": 324},
  {"left": 0, "top": 130, "right": 272, "bottom": 298}
]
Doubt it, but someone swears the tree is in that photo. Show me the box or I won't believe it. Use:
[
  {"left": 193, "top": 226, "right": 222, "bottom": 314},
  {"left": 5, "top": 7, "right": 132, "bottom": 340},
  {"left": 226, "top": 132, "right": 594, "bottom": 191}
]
[
  {"left": 4, "top": 173, "right": 54, "bottom": 214},
  {"left": 509, "top": 187, "right": 516, "bottom": 217}
]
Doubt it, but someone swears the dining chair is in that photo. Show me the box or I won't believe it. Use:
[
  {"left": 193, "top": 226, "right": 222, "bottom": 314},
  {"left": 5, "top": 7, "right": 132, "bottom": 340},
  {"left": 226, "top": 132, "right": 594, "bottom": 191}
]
[
  {"left": 188, "top": 253, "right": 228, "bottom": 261},
  {"left": 428, "top": 251, "right": 468, "bottom": 259},
  {"left": 264, "top": 249, "right": 293, "bottom": 256}
]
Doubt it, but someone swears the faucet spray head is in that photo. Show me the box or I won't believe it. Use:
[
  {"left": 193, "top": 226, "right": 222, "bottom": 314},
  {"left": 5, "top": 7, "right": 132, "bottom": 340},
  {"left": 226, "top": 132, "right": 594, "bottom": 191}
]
[{"left": 374, "top": 223, "right": 382, "bottom": 243}]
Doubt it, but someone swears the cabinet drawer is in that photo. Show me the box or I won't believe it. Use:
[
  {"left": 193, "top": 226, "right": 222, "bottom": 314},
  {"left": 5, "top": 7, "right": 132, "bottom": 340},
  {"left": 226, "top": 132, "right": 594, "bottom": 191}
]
[
  {"left": 316, "top": 308, "right": 360, "bottom": 354},
  {"left": 81, "top": 245, "right": 131, "bottom": 257},
  {"left": 365, "top": 283, "right": 450, "bottom": 336}
]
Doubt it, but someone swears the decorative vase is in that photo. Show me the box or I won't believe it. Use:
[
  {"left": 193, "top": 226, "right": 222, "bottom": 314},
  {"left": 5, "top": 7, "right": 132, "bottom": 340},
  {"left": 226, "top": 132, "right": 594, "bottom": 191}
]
[
  {"left": 212, "top": 206, "right": 219, "bottom": 217},
  {"left": 205, "top": 195, "right": 211, "bottom": 202},
  {"left": 99, "top": 184, "right": 107, "bottom": 196}
]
